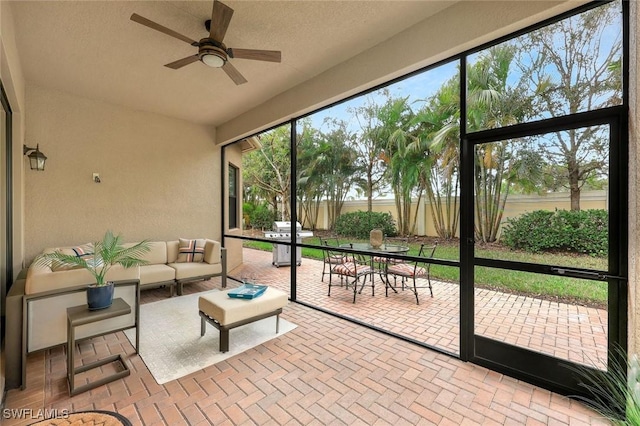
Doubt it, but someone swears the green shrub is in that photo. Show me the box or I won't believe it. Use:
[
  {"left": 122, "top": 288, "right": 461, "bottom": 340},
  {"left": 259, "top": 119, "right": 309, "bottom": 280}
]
[
  {"left": 500, "top": 210, "right": 557, "bottom": 253},
  {"left": 242, "top": 203, "right": 255, "bottom": 228},
  {"left": 501, "top": 209, "right": 608, "bottom": 256},
  {"left": 554, "top": 209, "right": 608, "bottom": 256},
  {"left": 250, "top": 204, "right": 276, "bottom": 230},
  {"left": 334, "top": 211, "right": 397, "bottom": 239},
  {"left": 243, "top": 202, "right": 256, "bottom": 217}
]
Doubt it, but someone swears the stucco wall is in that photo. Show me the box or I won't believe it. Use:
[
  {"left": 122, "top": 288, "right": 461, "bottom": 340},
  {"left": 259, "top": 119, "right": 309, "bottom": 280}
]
[
  {"left": 308, "top": 191, "right": 607, "bottom": 238},
  {"left": 23, "top": 86, "right": 220, "bottom": 263}
]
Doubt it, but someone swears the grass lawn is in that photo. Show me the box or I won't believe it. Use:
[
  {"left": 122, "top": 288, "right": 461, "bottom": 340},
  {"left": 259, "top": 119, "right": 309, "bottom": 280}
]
[{"left": 242, "top": 238, "right": 607, "bottom": 308}]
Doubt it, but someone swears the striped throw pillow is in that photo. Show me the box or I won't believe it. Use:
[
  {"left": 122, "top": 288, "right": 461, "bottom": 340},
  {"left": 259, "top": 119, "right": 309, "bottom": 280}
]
[
  {"left": 176, "top": 238, "right": 206, "bottom": 263},
  {"left": 51, "top": 243, "right": 93, "bottom": 271}
]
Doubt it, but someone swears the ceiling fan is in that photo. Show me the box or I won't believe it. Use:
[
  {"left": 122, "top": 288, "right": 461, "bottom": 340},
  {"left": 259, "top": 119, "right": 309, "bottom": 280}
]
[{"left": 130, "top": 0, "right": 281, "bottom": 85}]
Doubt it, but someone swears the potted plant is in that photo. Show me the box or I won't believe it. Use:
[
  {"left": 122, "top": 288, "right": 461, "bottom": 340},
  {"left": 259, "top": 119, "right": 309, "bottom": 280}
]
[{"left": 36, "top": 230, "right": 150, "bottom": 310}]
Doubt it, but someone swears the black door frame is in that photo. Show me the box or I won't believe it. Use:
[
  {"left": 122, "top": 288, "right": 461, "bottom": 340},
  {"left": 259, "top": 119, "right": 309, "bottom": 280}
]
[{"left": 460, "top": 107, "right": 628, "bottom": 395}]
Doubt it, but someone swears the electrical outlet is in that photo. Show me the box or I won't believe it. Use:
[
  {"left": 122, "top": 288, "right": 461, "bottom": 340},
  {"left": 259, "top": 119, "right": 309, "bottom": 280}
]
[{"left": 92, "top": 173, "right": 101, "bottom": 183}]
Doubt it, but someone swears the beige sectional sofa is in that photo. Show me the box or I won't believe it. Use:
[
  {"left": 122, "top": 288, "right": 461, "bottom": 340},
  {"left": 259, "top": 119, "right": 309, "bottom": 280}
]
[
  {"left": 26, "top": 239, "right": 227, "bottom": 296},
  {"left": 6, "top": 238, "right": 227, "bottom": 390}
]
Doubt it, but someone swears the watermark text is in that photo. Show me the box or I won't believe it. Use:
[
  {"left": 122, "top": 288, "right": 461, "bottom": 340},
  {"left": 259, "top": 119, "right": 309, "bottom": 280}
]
[{"left": 2, "top": 408, "right": 70, "bottom": 420}]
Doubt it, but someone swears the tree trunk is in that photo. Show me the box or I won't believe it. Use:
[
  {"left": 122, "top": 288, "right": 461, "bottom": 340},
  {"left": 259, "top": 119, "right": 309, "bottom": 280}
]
[
  {"left": 570, "top": 186, "right": 581, "bottom": 211},
  {"left": 568, "top": 159, "right": 581, "bottom": 211}
]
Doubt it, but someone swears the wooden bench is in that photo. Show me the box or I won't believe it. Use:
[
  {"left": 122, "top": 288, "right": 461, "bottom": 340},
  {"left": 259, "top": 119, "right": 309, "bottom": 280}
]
[{"left": 198, "top": 287, "right": 288, "bottom": 352}]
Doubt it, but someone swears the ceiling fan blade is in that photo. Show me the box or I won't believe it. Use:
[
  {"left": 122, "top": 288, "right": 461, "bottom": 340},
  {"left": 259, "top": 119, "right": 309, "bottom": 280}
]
[
  {"left": 131, "top": 13, "right": 197, "bottom": 45},
  {"left": 209, "top": 0, "right": 234, "bottom": 43},
  {"left": 165, "top": 55, "right": 200, "bottom": 69},
  {"left": 222, "top": 62, "right": 248, "bottom": 85},
  {"left": 228, "top": 48, "right": 281, "bottom": 63}
]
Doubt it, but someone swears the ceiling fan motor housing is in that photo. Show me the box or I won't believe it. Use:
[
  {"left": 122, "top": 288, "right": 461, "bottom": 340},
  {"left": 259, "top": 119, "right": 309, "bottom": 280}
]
[{"left": 198, "top": 39, "right": 227, "bottom": 65}]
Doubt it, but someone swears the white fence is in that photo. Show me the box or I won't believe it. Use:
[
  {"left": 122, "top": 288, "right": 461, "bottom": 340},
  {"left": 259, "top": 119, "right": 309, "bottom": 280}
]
[{"left": 302, "top": 190, "right": 607, "bottom": 237}]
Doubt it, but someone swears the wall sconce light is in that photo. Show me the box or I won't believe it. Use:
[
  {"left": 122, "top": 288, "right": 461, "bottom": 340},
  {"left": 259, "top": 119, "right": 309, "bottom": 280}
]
[{"left": 23, "top": 144, "right": 47, "bottom": 171}]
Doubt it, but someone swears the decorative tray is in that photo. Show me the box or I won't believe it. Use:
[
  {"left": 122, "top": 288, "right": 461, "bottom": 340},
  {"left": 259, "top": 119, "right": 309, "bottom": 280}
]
[{"left": 227, "top": 284, "right": 268, "bottom": 299}]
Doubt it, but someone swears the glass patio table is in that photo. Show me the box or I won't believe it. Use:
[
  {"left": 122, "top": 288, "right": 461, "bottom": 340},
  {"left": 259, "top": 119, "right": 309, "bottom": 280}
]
[
  {"left": 338, "top": 243, "right": 410, "bottom": 294},
  {"left": 339, "top": 242, "right": 410, "bottom": 254}
]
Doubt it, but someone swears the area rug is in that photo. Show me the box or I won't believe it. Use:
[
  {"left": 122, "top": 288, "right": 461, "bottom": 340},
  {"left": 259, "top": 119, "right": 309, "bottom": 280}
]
[
  {"left": 124, "top": 290, "right": 296, "bottom": 384},
  {"left": 28, "top": 410, "right": 131, "bottom": 425}
]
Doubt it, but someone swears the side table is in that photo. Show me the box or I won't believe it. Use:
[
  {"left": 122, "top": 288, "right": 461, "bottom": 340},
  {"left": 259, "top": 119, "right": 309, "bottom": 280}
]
[{"left": 66, "top": 297, "right": 138, "bottom": 396}]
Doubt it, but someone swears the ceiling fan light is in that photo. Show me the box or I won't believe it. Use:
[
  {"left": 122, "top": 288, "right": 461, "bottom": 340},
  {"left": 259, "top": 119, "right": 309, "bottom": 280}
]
[{"left": 202, "top": 53, "right": 225, "bottom": 68}]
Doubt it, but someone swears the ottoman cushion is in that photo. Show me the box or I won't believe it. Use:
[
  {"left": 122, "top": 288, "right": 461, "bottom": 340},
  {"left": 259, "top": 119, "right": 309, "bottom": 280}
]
[{"left": 198, "top": 287, "right": 288, "bottom": 326}]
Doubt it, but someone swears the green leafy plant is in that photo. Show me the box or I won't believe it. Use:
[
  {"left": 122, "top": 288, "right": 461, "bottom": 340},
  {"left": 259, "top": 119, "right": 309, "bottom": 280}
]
[
  {"left": 250, "top": 204, "right": 277, "bottom": 230},
  {"left": 36, "top": 230, "right": 150, "bottom": 286},
  {"left": 568, "top": 346, "right": 640, "bottom": 425},
  {"left": 501, "top": 209, "right": 608, "bottom": 256},
  {"left": 334, "top": 211, "right": 397, "bottom": 239},
  {"left": 242, "top": 202, "right": 255, "bottom": 229}
]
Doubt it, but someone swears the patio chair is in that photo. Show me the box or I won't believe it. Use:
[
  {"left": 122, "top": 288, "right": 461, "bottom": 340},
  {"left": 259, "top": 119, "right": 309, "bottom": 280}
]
[
  {"left": 373, "top": 236, "right": 409, "bottom": 267},
  {"left": 386, "top": 242, "right": 437, "bottom": 305},
  {"left": 325, "top": 244, "right": 373, "bottom": 303},
  {"left": 319, "top": 237, "right": 346, "bottom": 285}
]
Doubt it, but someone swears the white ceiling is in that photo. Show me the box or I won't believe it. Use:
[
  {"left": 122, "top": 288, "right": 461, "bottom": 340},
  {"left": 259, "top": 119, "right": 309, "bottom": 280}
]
[{"left": 9, "top": 1, "right": 457, "bottom": 126}]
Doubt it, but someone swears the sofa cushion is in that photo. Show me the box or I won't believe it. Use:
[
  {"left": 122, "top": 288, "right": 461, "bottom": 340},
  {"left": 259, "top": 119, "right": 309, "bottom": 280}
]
[
  {"left": 176, "top": 238, "right": 205, "bottom": 263},
  {"left": 125, "top": 241, "right": 167, "bottom": 265},
  {"left": 203, "top": 240, "right": 221, "bottom": 264},
  {"left": 139, "top": 264, "right": 176, "bottom": 285},
  {"left": 168, "top": 261, "right": 222, "bottom": 281}
]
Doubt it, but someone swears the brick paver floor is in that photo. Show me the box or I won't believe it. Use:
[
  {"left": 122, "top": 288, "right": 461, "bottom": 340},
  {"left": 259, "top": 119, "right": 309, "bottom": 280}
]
[
  {"left": 3, "top": 248, "right": 610, "bottom": 425},
  {"left": 233, "top": 248, "right": 608, "bottom": 368}
]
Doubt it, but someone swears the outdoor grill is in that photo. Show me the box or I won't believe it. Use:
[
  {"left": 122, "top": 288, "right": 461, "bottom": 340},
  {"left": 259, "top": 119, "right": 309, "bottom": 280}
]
[{"left": 263, "top": 221, "right": 313, "bottom": 267}]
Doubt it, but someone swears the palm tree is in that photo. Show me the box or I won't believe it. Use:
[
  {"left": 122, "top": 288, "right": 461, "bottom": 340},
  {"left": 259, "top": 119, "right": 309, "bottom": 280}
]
[
  {"left": 296, "top": 121, "right": 325, "bottom": 230},
  {"left": 409, "top": 77, "right": 461, "bottom": 240},
  {"left": 467, "top": 45, "right": 540, "bottom": 242},
  {"left": 310, "top": 119, "right": 359, "bottom": 231},
  {"left": 375, "top": 95, "right": 416, "bottom": 236}
]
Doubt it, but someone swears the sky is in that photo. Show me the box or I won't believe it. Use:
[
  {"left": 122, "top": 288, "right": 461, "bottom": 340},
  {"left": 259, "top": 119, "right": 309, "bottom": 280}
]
[{"left": 309, "top": 60, "right": 459, "bottom": 134}]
